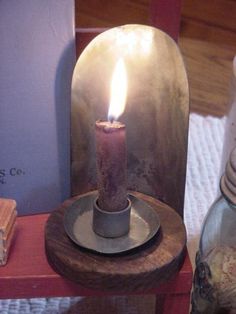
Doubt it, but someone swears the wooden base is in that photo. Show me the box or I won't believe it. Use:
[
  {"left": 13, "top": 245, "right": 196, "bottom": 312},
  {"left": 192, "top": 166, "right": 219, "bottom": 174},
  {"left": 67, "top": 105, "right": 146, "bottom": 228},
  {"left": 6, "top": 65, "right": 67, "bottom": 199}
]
[
  {"left": 45, "top": 191, "right": 187, "bottom": 292},
  {"left": 0, "top": 211, "right": 192, "bottom": 303}
]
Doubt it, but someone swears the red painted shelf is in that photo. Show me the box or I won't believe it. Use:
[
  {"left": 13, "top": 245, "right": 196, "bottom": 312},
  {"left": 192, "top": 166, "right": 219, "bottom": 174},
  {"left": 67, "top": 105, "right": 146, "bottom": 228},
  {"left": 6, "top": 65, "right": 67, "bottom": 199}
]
[{"left": 0, "top": 213, "right": 193, "bottom": 300}]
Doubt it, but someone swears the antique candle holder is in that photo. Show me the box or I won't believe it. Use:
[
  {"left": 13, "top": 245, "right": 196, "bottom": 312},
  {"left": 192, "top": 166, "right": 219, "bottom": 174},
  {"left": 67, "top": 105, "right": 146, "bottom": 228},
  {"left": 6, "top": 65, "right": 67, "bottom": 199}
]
[
  {"left": 63, "top": 192, "right": 161, "bottom": 254},
  {"left": 63, "top": 24, "right": 189, "bottom": 254},
  {"left": 45, "top": 24, "right": 189, "bottom": 291},
  {"left": 71, "top": 25, "right": 188, "bottom": 216},
  {"left": 65, "top": 25, "right": 187, "bottom": 253}
]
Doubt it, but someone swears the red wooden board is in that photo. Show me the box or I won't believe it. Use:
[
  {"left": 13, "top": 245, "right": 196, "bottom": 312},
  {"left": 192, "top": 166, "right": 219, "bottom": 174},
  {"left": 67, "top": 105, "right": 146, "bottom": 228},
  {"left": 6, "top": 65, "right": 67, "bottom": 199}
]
[{"left": 0, "top": 213, "right": 192, "bottom": 299}]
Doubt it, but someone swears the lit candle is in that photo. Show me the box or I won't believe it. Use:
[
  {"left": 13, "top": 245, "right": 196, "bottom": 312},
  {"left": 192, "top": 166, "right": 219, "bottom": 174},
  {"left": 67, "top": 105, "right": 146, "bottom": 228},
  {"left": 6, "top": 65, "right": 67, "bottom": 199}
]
[{"left": 95, "top": 58, "right": 128, "bottom": 212}]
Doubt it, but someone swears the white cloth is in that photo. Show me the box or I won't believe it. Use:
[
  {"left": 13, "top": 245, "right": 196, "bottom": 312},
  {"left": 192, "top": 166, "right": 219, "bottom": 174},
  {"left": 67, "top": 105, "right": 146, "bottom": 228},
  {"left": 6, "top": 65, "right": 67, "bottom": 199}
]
[{"left": 184, "top": 113, "right": 225, "bottom": 266}]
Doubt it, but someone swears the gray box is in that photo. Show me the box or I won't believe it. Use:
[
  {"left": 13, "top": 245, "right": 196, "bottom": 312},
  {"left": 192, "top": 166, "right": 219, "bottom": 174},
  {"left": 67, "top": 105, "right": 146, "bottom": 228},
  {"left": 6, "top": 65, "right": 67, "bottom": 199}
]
[{"left": 0, "top": 0, "right": 76, "bottom": 215}]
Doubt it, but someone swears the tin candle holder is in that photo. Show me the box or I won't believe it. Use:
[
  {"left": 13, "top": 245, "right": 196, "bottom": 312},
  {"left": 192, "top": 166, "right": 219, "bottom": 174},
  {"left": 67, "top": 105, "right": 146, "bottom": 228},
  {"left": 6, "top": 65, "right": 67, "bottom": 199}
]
[
  {"left": 67, "top": 24, "right": 189, "bottom": 253},
  {"left": 63, "top": 192, "right": 160, "bottom": 254},
  {"left": 45, "top": 24, "right": 189, "bottom": 290},
  {"left": 71, "top": 25, "right": 188, "bottom": 218}
]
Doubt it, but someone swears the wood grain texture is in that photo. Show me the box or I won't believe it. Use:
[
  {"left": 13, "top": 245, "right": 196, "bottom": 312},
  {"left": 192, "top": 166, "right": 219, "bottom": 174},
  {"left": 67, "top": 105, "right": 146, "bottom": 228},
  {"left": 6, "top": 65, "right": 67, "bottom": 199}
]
[
  {"left": 75, "top": 0, "right": 236, "bottom": 45},
  {"left": 0, "top": 198, "right": 17, "bottom": 265},
  {"left": 45, "top": 191, "right": 186, "bottom": 292},
  {"left": 75, "top": 0, "right": 182, "bottom": 40},
  {"left": 180, "top": 0, "right": 236, "bottom": 117},
  {"left": 181, "top": 17, "right": 236, "bottom": 48},
  {"left": 75, "top": 0, "right": 236, "bottom": 117},
  {"left": 181, "top": 0, "right": 236, "bottom": 39},
  {"left": 0, "top": 198, "right": 16, "bottom": 232},
  {"left": 75, "top": 0, "right": 149, "bottom": 28},
  {"left": 0, "top": 212, "right": 192, "bottom": 299},
  {"left": 179, "top": 38, "right": 235, "bottom": 117}
]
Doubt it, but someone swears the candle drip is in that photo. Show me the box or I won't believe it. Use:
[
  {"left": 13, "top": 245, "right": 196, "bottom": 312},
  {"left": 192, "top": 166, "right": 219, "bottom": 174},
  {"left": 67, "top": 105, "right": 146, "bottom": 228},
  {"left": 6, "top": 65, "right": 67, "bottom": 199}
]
[{"left": 95, "top": 120, "right": 127, "bottom": 212}]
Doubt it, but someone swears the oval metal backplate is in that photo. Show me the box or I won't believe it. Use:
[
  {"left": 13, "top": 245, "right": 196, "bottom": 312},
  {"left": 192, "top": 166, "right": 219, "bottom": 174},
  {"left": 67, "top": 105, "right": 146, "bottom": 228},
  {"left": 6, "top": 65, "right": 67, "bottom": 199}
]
[{"left": 71, "top": 24, "right": 189, "bottom": 217}]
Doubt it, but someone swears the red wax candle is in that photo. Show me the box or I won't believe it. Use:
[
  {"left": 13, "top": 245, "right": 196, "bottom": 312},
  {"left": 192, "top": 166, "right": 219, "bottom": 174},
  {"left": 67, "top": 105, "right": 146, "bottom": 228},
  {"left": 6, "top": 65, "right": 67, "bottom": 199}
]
[{"left": 95, "top": 120, "right": 127, "bottom": 212}]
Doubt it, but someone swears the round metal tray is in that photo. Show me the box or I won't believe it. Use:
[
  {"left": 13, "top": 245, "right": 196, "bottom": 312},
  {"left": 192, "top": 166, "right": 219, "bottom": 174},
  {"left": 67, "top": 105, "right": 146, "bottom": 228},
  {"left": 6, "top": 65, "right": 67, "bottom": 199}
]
[{"left": 63, "top": 192, "right": 160, "bottom": 254}]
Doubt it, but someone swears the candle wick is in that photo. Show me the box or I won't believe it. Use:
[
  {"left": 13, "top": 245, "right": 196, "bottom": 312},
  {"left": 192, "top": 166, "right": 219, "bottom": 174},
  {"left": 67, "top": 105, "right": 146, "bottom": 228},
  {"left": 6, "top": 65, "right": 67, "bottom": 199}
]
[{"left": 109, "top": 117, "right": 114, "bottom": 124}]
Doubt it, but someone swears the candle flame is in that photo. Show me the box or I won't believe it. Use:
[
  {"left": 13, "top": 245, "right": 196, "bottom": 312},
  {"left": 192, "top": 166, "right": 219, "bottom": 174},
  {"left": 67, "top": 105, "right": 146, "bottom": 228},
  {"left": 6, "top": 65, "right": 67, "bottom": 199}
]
[{"left": 108, "top": 58, "right": 127, "bottom": 122}]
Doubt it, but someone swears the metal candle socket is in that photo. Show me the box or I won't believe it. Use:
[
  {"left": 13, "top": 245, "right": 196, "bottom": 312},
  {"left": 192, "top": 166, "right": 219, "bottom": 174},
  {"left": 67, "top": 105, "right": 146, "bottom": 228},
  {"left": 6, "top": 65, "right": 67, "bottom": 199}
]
[
  {"left": 63, "top": 192, "right": 161, "bottom": 254},
  {"left": 93, "top": 198, "right": 131, "bottom": 238}
]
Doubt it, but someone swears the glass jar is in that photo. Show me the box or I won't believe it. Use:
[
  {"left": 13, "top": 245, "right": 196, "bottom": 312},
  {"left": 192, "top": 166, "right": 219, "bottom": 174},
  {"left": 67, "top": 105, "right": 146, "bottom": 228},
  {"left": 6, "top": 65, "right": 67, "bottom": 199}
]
[
  {"left": 192, "top": 147, "right": 236, "bottom": 314},
  {"left": 220, "top": 56, "right": 236, "bottom": 176}
]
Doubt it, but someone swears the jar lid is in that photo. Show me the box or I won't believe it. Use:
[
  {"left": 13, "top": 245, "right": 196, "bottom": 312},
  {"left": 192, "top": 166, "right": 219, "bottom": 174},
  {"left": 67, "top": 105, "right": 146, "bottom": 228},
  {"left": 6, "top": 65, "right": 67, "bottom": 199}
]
[{"left": 221, "top": 147, "right": 236, "bottom": 205}]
